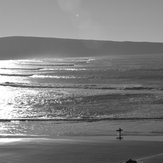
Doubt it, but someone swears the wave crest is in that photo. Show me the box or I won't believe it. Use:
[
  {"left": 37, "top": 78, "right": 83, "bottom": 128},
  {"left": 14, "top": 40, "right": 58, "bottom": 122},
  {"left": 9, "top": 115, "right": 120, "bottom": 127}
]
[
  {"left": 0, "top": 82, "right": 162, "bottom": 90},
  {"left": 0, "top": 74, "right": 33, "bottom": 77}
]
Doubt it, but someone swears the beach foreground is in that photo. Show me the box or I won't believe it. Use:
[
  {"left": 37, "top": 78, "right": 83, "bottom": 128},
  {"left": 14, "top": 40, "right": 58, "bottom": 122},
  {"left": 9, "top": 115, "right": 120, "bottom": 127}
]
[{"left": 0, "top": 136, "right": 163, "bottom": 163}]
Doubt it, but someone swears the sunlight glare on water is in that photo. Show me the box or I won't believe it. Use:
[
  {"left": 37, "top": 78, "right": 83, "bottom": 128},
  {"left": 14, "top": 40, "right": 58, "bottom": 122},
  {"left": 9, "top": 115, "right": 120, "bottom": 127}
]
[
  {"left": 0, "top": 56, "right": 163, "bottom": 137},
  {"left": 0, "top": 60, "right": 18, "bottom": 68},
  {"left": 0, "top": 87, "right": 39, "bottom": 119},
  {"left": 0, "top": 55, "right": 163, "bottom": 121}
]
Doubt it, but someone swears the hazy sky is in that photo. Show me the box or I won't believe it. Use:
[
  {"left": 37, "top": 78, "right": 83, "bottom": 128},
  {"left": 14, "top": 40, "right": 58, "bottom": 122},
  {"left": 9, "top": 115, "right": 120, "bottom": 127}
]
[{"left": 0, "top": 0, "right": 163, "bottom": 42}]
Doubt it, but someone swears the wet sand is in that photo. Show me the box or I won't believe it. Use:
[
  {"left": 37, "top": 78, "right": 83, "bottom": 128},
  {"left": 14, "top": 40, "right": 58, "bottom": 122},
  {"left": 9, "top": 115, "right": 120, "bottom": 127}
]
[{"left": 0, "top": 136, "right": 163, "bottom": 163}]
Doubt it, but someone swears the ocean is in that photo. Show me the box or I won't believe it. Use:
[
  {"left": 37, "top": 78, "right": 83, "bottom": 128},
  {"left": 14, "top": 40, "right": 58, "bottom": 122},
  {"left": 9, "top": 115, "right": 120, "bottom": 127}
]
[{"left": 0, "top": 54, "right": 163, "bottom": 136}]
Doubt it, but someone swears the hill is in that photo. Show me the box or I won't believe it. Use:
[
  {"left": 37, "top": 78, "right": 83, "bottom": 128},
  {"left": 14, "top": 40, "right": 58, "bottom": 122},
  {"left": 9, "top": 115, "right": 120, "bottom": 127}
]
[{"left": 0, "top": 36, "right": 163, "bottom": 59}]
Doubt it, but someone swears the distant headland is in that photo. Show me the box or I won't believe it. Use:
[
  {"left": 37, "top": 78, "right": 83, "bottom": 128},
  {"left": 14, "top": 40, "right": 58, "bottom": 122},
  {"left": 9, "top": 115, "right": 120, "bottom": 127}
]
[{"left": 0, "top": 36, "right": 163, "bottom": 60}]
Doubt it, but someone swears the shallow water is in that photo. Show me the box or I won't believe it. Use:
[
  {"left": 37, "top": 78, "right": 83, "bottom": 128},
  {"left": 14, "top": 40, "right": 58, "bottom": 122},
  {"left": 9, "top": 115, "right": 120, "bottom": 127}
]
[
  {"left": 0, "top": 54, "right": 163, "bottom": 136},
  {"left": 0, "top": 119, "right": 163, "bottom": 137},
  {"left": 0, "top": 54, "right": 163, "bottom": 120}
]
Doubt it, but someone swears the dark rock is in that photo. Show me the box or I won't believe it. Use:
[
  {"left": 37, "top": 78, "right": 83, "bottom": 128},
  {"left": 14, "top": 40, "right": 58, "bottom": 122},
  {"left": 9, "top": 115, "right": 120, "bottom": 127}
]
[{"left": 125, "top": 159, "right": 137, "bottom": 163}]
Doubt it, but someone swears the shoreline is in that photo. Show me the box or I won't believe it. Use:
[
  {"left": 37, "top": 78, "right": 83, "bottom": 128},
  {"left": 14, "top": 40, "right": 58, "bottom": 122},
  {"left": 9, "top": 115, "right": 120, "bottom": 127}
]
[
  {"left": 1, "top": 119, "right": 163, "bottom": 137},
  {"left": 0, "top": 135, "right": 163, "bottom": 163},
  {"left": 0, "top": 119, "right": 163, "bottom": 162},
  {"left": 0, "top": 135, "right": 163, "bottom": 141}
]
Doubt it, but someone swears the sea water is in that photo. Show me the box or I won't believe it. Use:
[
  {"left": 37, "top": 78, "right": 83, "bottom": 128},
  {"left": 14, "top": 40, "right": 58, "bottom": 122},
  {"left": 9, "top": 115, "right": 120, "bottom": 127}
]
[{"left": 0, "top": 54, "right": 163, "bottom": 136}]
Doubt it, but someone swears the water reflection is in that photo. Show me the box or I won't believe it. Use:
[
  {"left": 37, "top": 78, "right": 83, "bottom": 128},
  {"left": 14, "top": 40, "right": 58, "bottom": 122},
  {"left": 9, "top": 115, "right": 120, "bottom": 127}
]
[{"left": 0, "top": 120, "right": 163, "bottom": 137}]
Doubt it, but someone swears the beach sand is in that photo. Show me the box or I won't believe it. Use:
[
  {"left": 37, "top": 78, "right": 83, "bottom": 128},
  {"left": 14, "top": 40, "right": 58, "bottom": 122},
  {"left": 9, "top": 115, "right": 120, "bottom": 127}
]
[
  {"left": 0, "top": 136, "right": 163, "bottom": 163},
  {"left": 0, "top": 120, "right": 163, "bottom": 162}
]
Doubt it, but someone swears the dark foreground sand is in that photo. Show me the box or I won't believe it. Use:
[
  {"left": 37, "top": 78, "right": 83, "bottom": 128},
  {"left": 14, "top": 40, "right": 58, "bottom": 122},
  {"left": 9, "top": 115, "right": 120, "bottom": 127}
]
[{"left": 0, "top": 136, "right": 163, "bottom": 163}]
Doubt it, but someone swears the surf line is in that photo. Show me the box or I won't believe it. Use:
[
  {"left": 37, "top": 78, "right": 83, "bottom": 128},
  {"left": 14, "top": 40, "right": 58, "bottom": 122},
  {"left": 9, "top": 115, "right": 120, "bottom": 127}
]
[{"left": 0, "top": 117, "right": 163, "bottom": 122}]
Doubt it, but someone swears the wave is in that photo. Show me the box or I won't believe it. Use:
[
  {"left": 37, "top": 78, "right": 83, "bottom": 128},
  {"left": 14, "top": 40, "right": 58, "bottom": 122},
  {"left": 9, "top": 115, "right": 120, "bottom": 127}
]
[
  {"left": 21, "top": 64, "right": 75, "bottom": 67},
  {"left": 0, "top": 82, "right": 162, "bottom": 90},
  {"left": 31, "top": 75, "right": 103, "bottom": 79},
  {"left": 0, "top": 117, "right": 163, "bottom": 122},
  {"left": 43, "top": 58, "right": 94, "bottom": 64},
  {"left": 1, "top": 68, "right": 43, "bottom": 71},
  {"left": 0, "top": 74, "right": 33, "bottom": 77},
  {"left": 41, "top": 68, "right": 87, "bottom": 71},
  {"left": 31, "top": 75, "right": 77, "bottom": 79},
  {"left": 31, "top": 75, "right": 98, "bottom": 79}
]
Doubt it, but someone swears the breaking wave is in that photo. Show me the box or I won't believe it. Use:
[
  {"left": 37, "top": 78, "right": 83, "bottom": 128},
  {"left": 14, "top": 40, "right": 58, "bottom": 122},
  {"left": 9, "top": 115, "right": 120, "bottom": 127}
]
[
  {"left": 0, "top": 82, "right": 162, "bottom": 90},
  {"left": 0, "top": 74, "right": 33, "bottom": 77},
  {"left": 0, "top": 117, "right": 163, "bottom": 122},
  {"left": 1, "top": 68, "right": 43, "bottom": 71},
  {"left": 21, "top": 64, "right": 75, "bottom": 67},
  {"left": 31, "top": 75, "right": 77, "bottom": 79}
]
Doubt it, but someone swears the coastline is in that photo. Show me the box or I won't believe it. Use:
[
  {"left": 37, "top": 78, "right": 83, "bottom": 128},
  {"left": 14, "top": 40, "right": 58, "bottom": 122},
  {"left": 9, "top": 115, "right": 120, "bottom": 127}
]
[
  {"left": 0, "top": 135, "right": 163, "bottom": 163},
  {"left": 0, "top": 118, "right": 163, "bottom": 162},
  {"left": 1, "top": 119, "right": 163, "bottom": 137}
]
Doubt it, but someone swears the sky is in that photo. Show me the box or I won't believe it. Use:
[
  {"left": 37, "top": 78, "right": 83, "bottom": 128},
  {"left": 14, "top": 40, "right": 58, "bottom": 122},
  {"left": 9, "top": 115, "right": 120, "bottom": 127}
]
[{"left": 0, "top": 0, "right": 163, "bottom": 42}]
